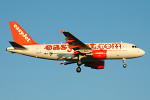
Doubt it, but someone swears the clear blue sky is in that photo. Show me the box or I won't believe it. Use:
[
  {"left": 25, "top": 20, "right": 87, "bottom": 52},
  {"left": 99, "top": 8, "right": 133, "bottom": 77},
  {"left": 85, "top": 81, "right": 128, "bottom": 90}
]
[{"left": 0, "top": 0, "right": 150, "bottom": 100}]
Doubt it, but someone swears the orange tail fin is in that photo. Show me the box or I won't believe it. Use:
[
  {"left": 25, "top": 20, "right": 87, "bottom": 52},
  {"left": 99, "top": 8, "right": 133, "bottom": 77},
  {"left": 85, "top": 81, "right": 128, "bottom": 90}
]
[{"left": 9, "top": 22, "right": 38, "bottom": 45}]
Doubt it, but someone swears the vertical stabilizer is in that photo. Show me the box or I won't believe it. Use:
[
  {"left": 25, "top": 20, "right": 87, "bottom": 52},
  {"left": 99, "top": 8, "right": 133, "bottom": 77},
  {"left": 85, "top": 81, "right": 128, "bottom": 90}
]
[{"left": 9, "top": 22, "right": 38, "bottom": 45}]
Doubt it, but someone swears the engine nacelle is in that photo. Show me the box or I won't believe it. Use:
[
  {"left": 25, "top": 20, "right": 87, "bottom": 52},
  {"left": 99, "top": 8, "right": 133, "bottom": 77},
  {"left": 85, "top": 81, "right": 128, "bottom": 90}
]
[
  {"left": 84, "top": 61, "right": 104, "bottom": 69},
  {"left": 93, "top": 50, "right": 107, "bottom": 59},
  {"left": 91, "top": 61, "right": 104, "bottom": 69}
]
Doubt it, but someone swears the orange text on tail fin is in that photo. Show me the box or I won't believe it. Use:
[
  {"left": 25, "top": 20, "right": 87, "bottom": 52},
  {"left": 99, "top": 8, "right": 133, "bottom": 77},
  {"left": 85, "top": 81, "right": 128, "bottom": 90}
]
[{"left": 9, "top": 22, "right": 38, "bottom": 45}]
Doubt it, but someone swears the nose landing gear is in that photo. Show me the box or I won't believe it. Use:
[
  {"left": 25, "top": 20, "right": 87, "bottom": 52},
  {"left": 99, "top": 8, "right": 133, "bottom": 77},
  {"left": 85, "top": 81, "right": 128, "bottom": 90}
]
[
  {"left": 122, "top": 58, "right": 127, "bottom": 68},
  {"left": 123, "top": 64, "right": 127, "bottom": 68}
]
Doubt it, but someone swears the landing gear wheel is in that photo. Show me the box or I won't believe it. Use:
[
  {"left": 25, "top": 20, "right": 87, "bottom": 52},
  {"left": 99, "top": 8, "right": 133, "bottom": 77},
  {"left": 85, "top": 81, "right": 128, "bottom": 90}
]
[
  {"left": 123, "top": 64, "right": 127, "bottom": 68},
  {"left": 77, "top": 60, "right": 82, "bottom": 66},
  {"left": 76, "top": 67, "right": 81, "bottom": 73},
  {"left": 122, "top": 58, "right": 127, "bottom": 68}
]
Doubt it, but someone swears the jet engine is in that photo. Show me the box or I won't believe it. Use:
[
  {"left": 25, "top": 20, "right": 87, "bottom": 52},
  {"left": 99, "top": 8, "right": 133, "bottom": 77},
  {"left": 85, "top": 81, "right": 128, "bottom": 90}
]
[
  {"left": 85, "top": 61, "right": 104, "bottom": 69},
  {"left": 92, "top": 50, "right": 107, "bottom": 59}
]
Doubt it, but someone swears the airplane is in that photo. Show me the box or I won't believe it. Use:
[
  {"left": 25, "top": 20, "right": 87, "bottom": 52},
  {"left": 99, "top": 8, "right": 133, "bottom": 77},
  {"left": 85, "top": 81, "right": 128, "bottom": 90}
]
[{"left": 6, "top": 22, "right": 145, "bottom": 73}]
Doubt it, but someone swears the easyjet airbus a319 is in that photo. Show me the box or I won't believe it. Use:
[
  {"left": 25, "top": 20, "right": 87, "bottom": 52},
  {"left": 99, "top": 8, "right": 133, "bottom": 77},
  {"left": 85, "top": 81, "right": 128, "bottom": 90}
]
[{"left": 6, "top": 22, "right": 145, "bottom": 73}]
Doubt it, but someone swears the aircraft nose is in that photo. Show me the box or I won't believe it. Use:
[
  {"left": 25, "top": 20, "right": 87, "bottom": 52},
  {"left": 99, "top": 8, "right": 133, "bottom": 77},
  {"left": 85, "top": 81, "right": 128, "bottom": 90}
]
[
  {"left": 139, "top": 49, "right": 145, "bottom": 57},
  {"left": 141, "top": 49, "right": 145, "bottom": 56}
]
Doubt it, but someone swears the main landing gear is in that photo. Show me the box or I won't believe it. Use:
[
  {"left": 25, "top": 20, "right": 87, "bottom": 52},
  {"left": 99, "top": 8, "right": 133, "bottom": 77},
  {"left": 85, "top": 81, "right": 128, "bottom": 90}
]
[
  {"left": 122, "top": 58, "right": 127, "bottom": 68},
  {"left": 76, "top": 60, "right": 82, "bottom": 73},
  {"left": 76, "top": 67, "right": 81, "bottom": 73}
]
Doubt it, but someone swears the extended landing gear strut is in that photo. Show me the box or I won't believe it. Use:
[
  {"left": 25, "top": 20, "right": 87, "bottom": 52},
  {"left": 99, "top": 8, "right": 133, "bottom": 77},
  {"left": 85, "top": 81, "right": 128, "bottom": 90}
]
[
  {"left": 122, "top": 58, "right": 127, "bottom": 68},
  {"left": 76, "top": 60, "right": 82, "bottom": 73}
]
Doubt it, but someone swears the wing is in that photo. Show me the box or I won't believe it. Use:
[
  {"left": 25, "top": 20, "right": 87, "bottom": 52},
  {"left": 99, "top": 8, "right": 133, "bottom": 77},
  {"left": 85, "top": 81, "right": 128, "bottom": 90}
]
[{"left": 60, "top": 29, "right": 91, "bottom": 50}]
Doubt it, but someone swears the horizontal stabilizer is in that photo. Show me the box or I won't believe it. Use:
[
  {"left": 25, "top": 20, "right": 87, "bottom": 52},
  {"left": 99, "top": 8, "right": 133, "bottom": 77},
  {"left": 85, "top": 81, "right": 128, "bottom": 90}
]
[{"left": 9, "top": 41, "right": 26, "bottom": 50}]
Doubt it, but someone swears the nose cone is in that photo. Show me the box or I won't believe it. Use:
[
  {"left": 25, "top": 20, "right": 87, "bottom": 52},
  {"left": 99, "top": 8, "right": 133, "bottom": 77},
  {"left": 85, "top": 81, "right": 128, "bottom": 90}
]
[
  {"left": 141, "top": 49, "right": 145, "bottom": 56},
  {"left": 139, "top": 49, "right": 145, "bottom": 57}
]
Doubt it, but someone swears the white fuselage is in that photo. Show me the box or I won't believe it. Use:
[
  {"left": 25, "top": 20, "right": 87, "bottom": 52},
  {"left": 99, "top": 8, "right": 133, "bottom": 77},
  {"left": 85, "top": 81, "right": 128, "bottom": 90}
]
[{"left": 6, "top": 42, "right": 145, "bottom": 62}]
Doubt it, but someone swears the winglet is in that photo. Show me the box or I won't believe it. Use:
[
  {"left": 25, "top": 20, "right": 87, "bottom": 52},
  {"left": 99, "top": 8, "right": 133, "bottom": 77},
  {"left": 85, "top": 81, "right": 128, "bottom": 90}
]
[
  {"left": 59, "top": 29, "right": 65, "bottom": 34},
  {"left": 59, "top": 61, "right": 63, "bottom": 65}
]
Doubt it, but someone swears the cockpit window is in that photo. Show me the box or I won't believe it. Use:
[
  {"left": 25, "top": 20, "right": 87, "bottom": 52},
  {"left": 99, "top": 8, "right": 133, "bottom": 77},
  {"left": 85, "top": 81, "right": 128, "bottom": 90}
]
[{"left": 132, "top": 45, "right": 137, "bottom": 48}]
